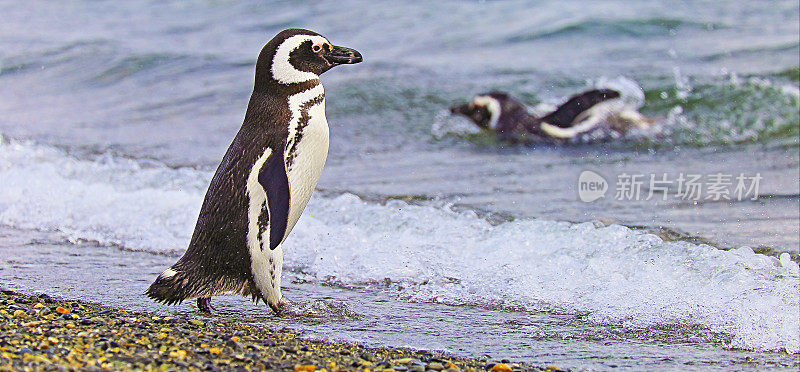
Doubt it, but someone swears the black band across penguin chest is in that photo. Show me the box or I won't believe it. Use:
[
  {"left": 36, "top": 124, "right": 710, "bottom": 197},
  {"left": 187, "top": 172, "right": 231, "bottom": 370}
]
[{"left": 284, "top": 93, "right": 325, "bottom": 170}]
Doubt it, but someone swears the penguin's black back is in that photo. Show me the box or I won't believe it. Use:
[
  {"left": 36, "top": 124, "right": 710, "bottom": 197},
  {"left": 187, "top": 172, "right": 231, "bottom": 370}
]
[{"left": 540, "top": 89, "right": 621, "bottom": 128}]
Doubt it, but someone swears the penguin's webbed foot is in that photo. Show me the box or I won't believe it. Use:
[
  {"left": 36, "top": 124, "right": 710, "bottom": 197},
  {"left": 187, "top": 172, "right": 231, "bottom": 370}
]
[{"left": 197, "top": 297, "right": 213, "bottom": 313}]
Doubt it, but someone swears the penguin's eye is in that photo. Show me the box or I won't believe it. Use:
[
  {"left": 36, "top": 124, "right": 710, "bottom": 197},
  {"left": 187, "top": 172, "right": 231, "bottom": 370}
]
[{"left": 312, "top": 44, "right": 322, "bottom": 53}]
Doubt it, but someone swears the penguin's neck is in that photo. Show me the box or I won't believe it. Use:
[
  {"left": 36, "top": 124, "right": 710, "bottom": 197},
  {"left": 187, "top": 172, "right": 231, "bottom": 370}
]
[
  {"left": 256, "top": 78, "right": 321, "bottom": 98},
  {"left": 244, "top": 79, "right": 324, "bottom": 132},
  {"left": 496, "top": 105, "right": 536, "bottom": 134}
]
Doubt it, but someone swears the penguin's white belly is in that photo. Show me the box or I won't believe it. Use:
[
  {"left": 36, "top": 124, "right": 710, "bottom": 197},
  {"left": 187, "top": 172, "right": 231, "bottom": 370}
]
[{"left": 285, "top": 100, "right": 329, "bottom": 235}]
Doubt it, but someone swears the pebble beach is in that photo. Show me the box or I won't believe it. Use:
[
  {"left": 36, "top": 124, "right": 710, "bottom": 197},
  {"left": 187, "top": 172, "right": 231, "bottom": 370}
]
[{"left": 0, "top": 289, "right": 567, "bottom": 372}]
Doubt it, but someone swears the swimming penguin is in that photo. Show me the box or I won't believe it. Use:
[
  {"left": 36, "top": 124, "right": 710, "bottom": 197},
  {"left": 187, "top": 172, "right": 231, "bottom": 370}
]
[
  {"left": 146, "top": 29, "right": 362, "bottom": 314},
  {"left": 450, "top": 89, "right": 655, "bottom": 144}
]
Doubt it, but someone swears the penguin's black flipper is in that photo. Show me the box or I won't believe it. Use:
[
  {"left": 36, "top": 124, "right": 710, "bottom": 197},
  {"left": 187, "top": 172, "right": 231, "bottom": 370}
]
[
  {"left": 259, "top": 148, "right": 290, "bottom": 250},
  {"left": 540, "top": 89, "right": 621, "bottom": 128}
]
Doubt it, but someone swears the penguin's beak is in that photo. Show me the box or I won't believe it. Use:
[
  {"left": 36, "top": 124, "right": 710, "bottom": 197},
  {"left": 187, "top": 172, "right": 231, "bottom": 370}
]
[{"left": 325, "top": 45, "right": 363, "bottom": 65}]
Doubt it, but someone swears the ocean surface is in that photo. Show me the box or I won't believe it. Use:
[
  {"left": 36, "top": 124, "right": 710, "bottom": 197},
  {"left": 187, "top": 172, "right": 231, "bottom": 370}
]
[{"left": 1, "top": 1, "right": 798, "bottom": 370}]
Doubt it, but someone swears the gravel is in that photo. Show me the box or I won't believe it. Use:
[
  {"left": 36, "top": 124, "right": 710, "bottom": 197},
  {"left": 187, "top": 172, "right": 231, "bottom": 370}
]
[{"left": 0, "top": 289, "right": 571, "bottom": 371}]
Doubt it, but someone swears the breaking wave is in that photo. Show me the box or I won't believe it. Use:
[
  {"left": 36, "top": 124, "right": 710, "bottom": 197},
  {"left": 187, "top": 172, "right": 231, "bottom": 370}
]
[{"left": 0, "top": 136, "right": 797, "bottom": 353}]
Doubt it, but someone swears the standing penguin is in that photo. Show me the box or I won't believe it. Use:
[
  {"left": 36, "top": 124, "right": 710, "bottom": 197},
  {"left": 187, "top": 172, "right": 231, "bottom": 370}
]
[{"left": 147, "top": 29, "right": 362, "bottom": 314}]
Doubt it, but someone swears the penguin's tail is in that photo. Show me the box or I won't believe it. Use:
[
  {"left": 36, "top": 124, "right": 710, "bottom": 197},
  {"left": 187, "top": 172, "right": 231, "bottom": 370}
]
[
  {"left": 146, "top": 267, "right": 199, "bottom": 305},
  {"left": 146, "top": 265, "right": 259, "bottom": 305}
]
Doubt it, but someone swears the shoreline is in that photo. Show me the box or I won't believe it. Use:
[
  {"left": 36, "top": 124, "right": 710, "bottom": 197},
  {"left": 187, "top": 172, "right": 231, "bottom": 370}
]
[{"left": 0, "top": 289, "right": 563, "bottom": 371}]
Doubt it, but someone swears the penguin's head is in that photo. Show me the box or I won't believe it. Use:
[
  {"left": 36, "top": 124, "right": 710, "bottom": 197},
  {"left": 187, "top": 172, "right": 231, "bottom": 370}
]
[
  {"left": 450, "top": 92, "right": 523, "bottom": 130},
  {"left": 256, "top": 28, "right": 362, "bottom": 87}
]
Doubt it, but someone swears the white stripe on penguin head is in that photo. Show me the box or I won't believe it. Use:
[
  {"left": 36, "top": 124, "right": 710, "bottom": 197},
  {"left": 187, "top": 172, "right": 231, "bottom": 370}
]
[
  {"left": 271, "top": 34, "right": 330, "bottom": 85},
  {"left": 472, "top": 95, "right": 502, "bottom": 129}
]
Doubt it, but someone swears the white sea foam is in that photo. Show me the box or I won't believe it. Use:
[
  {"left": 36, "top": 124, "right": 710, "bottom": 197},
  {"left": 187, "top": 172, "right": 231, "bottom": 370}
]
[
  {"left": 0, "top": 138, "right": 207, "bottom": 252},
  {"left": 591, "top": 75, "right": 646, "bottom": 108},
  {"left": 0, "top": 137, "right": 797, "bottom": 353}
]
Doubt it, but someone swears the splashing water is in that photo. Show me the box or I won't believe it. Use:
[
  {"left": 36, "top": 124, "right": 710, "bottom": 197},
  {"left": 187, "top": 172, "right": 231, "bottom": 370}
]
[{"left": 645, "top": 76, "right": 800, "bottom": 146}]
